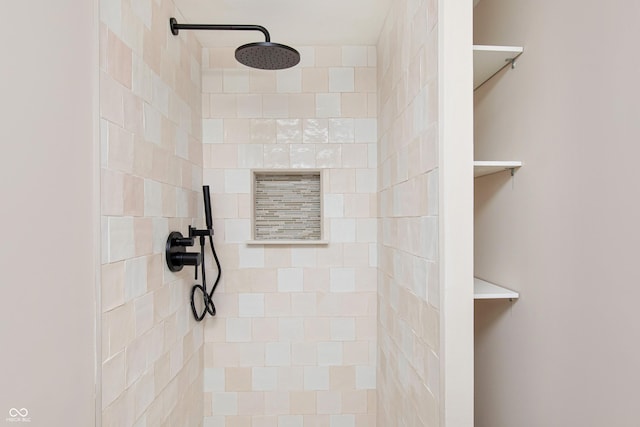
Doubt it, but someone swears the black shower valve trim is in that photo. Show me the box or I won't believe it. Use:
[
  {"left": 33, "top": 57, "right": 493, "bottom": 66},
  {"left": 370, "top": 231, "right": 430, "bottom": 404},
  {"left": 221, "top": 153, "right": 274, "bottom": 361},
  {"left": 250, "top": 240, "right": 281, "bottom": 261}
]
[{"left": 165, "top": 231, "right": 201, "bottom": 272}]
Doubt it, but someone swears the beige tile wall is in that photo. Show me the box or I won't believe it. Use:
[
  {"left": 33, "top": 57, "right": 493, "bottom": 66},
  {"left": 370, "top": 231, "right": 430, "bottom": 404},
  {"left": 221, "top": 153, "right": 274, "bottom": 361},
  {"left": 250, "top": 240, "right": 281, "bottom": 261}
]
[
  {"left": 99, "top": 0, "right": 205, "bottom": 425},
  {"left": 201, "top": 45, "right": 378, "bottom": 427},
  {"left": 376, "top": 0, "right": 441, "bottom": 425}
]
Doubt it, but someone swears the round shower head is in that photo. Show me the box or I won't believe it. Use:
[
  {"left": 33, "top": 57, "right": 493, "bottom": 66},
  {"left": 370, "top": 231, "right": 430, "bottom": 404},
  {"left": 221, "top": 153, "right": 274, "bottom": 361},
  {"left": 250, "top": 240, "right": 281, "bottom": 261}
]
[{"left": 235, "top": 42, "right": 300, "bottom": 70}]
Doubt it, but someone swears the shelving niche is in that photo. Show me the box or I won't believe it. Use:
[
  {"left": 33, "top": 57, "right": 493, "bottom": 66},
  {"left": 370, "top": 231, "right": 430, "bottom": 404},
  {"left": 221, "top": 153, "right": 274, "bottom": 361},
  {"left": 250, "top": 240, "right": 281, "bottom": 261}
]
[{"left": 473, "top": 44, "right": 524, "bottom": 300}]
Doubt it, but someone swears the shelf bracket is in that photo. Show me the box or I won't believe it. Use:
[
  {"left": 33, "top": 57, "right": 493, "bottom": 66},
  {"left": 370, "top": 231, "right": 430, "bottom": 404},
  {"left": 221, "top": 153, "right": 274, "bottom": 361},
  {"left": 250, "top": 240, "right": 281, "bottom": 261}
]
[{"left": 507, "top": 57, "right": 517, "bottom": 69}]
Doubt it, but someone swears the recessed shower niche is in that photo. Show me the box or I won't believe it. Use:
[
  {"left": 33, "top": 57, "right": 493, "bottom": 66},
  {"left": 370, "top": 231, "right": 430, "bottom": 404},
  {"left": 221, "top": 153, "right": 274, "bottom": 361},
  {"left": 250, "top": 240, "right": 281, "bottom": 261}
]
[{"left": 249, "top": 170, "right": 327, "bottom": 245}]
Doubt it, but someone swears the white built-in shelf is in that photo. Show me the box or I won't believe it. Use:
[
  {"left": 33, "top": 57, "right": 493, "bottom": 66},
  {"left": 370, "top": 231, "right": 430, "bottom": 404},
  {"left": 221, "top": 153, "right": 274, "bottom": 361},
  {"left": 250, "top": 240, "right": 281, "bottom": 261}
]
[
  {"left": 474, "top": 161, "right": 522, "bottom": 178},
  {"left": 473, "top": 45, "right": 524, "bottom": 90},
  {"left": 474, "top": 278, "right": 519, "bottom": 300}
]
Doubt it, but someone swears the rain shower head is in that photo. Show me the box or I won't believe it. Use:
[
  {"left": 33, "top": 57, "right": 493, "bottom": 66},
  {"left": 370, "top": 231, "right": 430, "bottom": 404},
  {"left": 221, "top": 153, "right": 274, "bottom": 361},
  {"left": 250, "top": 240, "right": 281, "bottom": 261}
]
[
  {"left": 169, "top": 17, "right": 300, "bottom": 70},
  {"left": 235, "top": 42, "right": 300, "bottom": 71}
]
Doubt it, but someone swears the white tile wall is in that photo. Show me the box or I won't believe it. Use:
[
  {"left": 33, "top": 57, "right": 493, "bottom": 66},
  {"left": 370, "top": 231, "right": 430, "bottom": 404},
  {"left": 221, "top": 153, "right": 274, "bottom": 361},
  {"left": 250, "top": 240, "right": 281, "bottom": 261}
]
[
  {"left": 330, "top": 414, "right": 356, "bottom": 427},
  {"left": 329, "top": 268, "right": 355, "bottom": 293},
  {"left": 225, "top": 219, "right": 252, "bottom": 242},
  {"left": 223, "top": 69, "right": 250, "bottom": 93},
  {"left": 277, "top": 69, "right": 303, "bottom": 93},
  {"left": 202, "top": 45, "right": 377, "bottom": 426},
  {"left": 204, "top": 368, "right": 225, "bottom": 392},
  {"left": 203, "top": 119, "right": 224, "bottom": 143},
  {"left": 329, "top": 68, "right": 355, "bottom": 93},
  {"left": 239, "top": 293, "right": 265, "bottom": 317},
  {"left": 278, "top": 268, "right": 304, "bottom": 292},
  {"left": 353, "top": 119, "right": 377, "bottom": 143},
  {"left": 238, "top": 246, "right": 265, "bottom": 269},
  {"left": 316, "top": 94, "right": 341, "bottom": 118},
  {"left": 341, "top": 47, "right": 368, "bottom": 67},
  {"left": 324, "top": 194, "right": 345, "bottom": 218},
  {"left": 317, "top": 342, "right": 343, "bottom": 366},
  {"left": 329, "top": 219, "right": 357, "bottom": 242},
  {"left": 328, "top": 119, "right": 355, "bottom": 143},
  {"left": 212, "top": 392, "right": 238, "bottom": 415},
  {"left": 304, "top": 367, "right": 330, "bottom": 390},
  {"left": 226, "top": 318, "right": 252, "bottom": 342},
  {"left": 253, "top": 367, "right": 279, "bottom": 391},
  {"left": 107, "top": 217, "right": 135, "bottom": 262},
  {"left": 376, "top": 0, "right": 441, "bottom": 425},
  {"left": 330, "top": 318, "right": 356, "bottom": 341},
  {"left": 266, "top": 342, "right": 292, "bottom": 367}
]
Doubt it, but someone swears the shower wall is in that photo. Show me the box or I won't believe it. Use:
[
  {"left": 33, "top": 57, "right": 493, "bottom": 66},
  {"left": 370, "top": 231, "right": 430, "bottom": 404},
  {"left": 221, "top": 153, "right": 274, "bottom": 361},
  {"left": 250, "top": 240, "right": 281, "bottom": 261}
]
[
  {"left": 99, "top": 0, "right": 204, "bottom": 425},
  {"left": 201, "top": 46, "right": 378, "bottom": 426},
  {"left": 377, "top": 0, "right": 441, "bottom": 425}
]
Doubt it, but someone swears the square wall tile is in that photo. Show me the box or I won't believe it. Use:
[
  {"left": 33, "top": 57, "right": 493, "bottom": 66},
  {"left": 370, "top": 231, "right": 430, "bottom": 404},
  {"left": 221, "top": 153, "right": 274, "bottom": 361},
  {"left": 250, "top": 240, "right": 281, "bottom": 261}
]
[
  {"left": 342, "top": 47, "right": 368, "bottom": 67},
  {"left": 329, "top": 268, "right": 355, "bottom": 293},
  {"left": 315, "top": 94, "right": 341, "bottom": 118},
  {"left": 278, "top": 268, "right": 304, "bottom": 292},
  {"left": 239, "top": 293, "right": 265, "bottom": 317},
  {"left": 266, "top": 342, "right": 292, "bottom": 367},
  {"left": 252, "top": 367, "right": 278, "bottom": 391},
  {"left": 212, "top": 392, "right": 239, "bottom": 415},
  {"left": 304, "top": 367, "right": 329, "bottom": 391},
  {"left": 223, "top": 69, "right": 250, "bottom": 93},
  {"left": 203, "top": 119, "right": 224, "bottom": 143},
  {"left": 277, "top": 68, "right": 302, "bottom": 93},
  {"left": 329, "top": 68, "right": 355, "bottom": 93},
  {"left": 226, "top": 318, "right": 252, "bottom": 342}
]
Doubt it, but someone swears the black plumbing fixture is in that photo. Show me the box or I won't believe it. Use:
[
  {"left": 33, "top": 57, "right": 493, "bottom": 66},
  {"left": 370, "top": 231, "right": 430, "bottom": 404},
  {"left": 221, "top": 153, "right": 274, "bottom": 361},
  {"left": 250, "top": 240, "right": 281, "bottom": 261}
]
[
  {"left": 165, "top": 185, "right": 222, "bottom": 321},
  {"left": 165, "top": 231, "right": 201, "bottom": 272},
  {"left": 169, "top": 17, "right": 300, "bottom": 70}
]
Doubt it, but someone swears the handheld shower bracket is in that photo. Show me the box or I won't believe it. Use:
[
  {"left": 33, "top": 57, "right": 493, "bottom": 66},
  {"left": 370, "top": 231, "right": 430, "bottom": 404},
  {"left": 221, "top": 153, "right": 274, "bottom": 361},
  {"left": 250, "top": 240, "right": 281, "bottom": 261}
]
[{"left": 189, "top": 225, "right": 213, "bottom": 238}]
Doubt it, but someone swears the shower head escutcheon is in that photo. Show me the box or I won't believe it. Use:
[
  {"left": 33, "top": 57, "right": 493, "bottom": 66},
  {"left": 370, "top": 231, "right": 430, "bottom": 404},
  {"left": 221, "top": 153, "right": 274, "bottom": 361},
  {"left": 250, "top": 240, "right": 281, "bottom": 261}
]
[{"left": 169, "top": 17, "right": 300, "bottom": 70}]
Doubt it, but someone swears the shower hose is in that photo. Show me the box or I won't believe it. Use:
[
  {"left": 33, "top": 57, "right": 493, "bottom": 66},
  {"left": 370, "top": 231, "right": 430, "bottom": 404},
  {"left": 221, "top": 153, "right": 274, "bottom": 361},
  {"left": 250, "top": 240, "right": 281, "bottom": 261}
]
[{"left": 190, "top": 233, "right": 222, "bottom": 321}]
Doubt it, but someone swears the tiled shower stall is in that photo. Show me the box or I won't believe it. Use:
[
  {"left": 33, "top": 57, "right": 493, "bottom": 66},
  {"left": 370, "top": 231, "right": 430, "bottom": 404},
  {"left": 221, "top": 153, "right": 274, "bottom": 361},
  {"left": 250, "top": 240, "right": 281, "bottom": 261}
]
[
  {"left": 200, "top": 44, "right": 378, "bottom": 426},
  {"left": 99, "top": 0, "right": 440, "bottom": 425}
]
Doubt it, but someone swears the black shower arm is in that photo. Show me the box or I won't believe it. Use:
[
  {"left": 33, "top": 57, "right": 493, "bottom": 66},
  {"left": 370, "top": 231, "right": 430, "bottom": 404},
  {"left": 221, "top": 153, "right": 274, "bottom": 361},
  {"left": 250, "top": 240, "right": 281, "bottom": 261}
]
[{"left": 170, "top": 18, "right": 270, "bottom": 42}]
